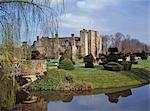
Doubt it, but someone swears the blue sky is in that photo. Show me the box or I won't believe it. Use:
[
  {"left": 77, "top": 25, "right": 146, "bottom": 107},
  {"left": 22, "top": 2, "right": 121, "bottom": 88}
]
[{"left": 55, "top": 0, "right": 149, "bottom": 44}]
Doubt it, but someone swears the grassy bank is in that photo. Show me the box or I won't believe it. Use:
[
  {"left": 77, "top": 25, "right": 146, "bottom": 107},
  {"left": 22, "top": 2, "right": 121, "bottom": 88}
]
[{"left": 29, "top": 59, "right": 150, "bottom": 91}]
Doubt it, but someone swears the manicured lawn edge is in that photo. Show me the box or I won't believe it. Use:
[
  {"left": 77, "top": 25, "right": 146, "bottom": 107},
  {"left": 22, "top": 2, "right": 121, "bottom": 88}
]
[{"left": 28, "top": 59, "right": 150, "bottom": 91}]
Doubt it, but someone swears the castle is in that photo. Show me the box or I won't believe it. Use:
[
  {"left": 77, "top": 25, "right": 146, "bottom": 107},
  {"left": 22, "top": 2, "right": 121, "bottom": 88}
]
[{"left": 33, "top": 29, "right": 102, "bottom": 61}]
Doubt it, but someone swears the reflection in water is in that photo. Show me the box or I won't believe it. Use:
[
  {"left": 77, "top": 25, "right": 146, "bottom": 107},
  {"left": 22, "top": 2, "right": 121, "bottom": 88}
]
[
  {"left": 11, "top": 98, "right": 47, "bottom": 111},
  {"left": 7, "top": 84, "right": 150, "bottom": 111},
  {"left": 33, "top": 89, "right": 133, "bottom": 104},
  {"left": 10, "top": 90, "right": 47, "bottom": 111},
  {"left": 105, "top": 89, "right": 132, "bottom": 103},
  {"left": 62, "top": 94, "right": 73, "bottom": 103}
]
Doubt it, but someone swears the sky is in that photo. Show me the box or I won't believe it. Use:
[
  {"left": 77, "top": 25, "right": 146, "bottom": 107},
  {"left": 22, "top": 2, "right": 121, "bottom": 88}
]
[{"left": 54, "top": 0, "right": 150, "bottom": 44}]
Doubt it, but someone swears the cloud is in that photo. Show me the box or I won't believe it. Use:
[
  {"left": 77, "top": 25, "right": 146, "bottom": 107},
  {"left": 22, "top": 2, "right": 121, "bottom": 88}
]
[
  {"left": 76, "top": 0, "right": 120, "bottom": 12},
  {"left": 60, "top": 13, "right": 94, "bottom": 30},
  {"left": 60, "top": 12, "right": 110, "bottom": 33}
]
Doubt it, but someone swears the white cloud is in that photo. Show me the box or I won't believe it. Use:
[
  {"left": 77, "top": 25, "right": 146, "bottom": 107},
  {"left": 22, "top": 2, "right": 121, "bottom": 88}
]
[
  {"left": 76, "top": 0, "right": 120, "bottom": 12},
  {"left": 60, "top": 13, "right": 94, "bottom": 30},
  {"left": 60, "top": 13, "right": 110, "bottom": 33}
]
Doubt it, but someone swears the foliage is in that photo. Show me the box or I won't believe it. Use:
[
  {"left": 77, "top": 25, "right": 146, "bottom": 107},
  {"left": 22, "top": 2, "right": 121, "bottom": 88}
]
[
  {"left": 0, "top": 0, "right": 64, "bottom": 76},
  {"left": 106, "top": 53, "right": 119, "bottom": 63},
  {"left": 141, "top": 51, "right": 148, "bottom": 60},
  {"left": 57, "top": 81, "right": 93, "bottom": 91},
  {"left": 0, "top": 76, "right": 19, "bottom": 109},
  {"left": 29, "top": 69, "right": 68, "bottom": 91},
  {"left": 58, "top": 58, "right": 75, "bottom": 70},
  {"left": 31, "top": 50, "right": 40, "bottom": 60},
  {"left": 0, "top": 0, "right": 64, "bottom": 39},
  {"left": 83, "top": 53, "right": 94, "bottom": 68},
  {"left": 29, "top": 68, "right": 93, "bottom": 91},
  {"left": 102, "top": 33, "right": 150, "bottom": 53},
  {"left": 47, "top": 59, "right": 59, "bottom": 67},
  {"left": 104, "top": 62, "right": 123, "bottom": 71},
  {"left": 108, "top": 47, "right": 118, "bottom": 53},
  {"left": 121, "top": 61, "right": 132, "bottom": 70}
]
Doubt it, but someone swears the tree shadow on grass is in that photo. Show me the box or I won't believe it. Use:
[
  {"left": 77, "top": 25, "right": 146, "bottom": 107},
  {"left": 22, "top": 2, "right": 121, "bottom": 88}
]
[
  {"left": 76, "top": 65, "right": 104, "bottom": 70},
  {"left": 124, "top": 68, "right": 150, "bottom": 83}
]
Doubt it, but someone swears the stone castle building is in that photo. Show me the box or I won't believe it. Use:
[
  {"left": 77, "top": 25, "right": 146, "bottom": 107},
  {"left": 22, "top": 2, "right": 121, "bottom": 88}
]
[{"left": 32, "top": 29, "right": 102, "bottom": 60}]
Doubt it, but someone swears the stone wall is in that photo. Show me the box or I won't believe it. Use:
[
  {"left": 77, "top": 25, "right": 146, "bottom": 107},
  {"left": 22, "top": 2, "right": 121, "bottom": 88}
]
[
  {"left": 33, "top": 29, "right": 102, "bottom": 59},
  {"left": 12, "top": 60, "right": 47, "bottom": 75},
  {"left": 30, "top": 60, "right": 47, "bottom": 75},
  {"left": 34, "top": 34, "right": 79, "bottom": 60},
  {"left": 71, "top": 34, "right": 77, "bottom": 61}
]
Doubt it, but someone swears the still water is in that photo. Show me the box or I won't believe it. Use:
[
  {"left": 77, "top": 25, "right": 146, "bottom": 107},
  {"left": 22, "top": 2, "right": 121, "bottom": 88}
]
[
  {"left": 11, "top": 84, "right": 150, "bottom": 111},
  {"left": 47, "top": 84, "right": 150, "bottom": 111}
]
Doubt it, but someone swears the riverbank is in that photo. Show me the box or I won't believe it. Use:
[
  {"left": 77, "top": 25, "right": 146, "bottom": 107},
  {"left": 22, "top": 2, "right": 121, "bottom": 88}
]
[{"left": 28, "top": 59, "right": 150, "bottom": 91}]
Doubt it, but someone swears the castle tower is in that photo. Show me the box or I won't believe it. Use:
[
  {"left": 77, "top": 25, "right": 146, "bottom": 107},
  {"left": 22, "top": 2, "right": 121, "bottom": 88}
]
[
  {"left": 80, "top": 29, "right": 88, "bottom": 57},
  {"left": 95, "top": 31, "right": 102, "bottom": 57},
  {"left": 88, "top": 30, "right": 96, "bottom": 57}
]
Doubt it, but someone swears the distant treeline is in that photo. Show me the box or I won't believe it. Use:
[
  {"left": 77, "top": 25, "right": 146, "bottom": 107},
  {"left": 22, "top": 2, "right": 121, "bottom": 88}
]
[{"left": 102, "top": 32, "right": 150, "bottom": 53}]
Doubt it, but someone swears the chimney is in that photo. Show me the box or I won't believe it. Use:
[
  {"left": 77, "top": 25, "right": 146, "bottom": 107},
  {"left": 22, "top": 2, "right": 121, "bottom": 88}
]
[
  {"left": 37, "top": 36, "right": 40, "bottom": 42},
  {"left": 55, "top": 33, "right": 58, "bottom": 38},
  {"left": 71, "top": 33, "right": 75, "bottom": 37},
  {"left": 71, "top": 34, "right": 75, "bottom": 45}
]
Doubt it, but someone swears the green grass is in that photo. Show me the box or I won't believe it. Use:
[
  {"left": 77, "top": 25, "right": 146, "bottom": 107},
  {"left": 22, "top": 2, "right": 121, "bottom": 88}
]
[
  {"left": 29, "top": 59, "right": 150, "bottom": 91},
  {"left": 132, "top": 59, "right": 150, "bottom": 71}
]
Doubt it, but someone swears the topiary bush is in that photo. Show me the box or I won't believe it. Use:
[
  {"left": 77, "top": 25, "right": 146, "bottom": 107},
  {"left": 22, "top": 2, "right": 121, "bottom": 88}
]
[
  {"left": 83, "top": 53, "right": 94, "bottom": 68},
  {"left": 58, "top": 58, "right": 75, "bottom": 70},
  {"left": 121, "top": 61, "right": 132, "bottom": 71},
  {"left": 141, "top": 51, "right": 148, "bottom": 60},
  {"left": 104, "top": 62, "right": 123, "bottom": 71},
  {"left": 106, "top": 53, "right": 119, "bottom": 63}
]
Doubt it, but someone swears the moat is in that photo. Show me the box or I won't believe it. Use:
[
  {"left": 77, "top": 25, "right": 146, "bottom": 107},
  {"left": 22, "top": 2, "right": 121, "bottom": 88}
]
[{"left": 10, "top": 84, "right": 150, "bottom": 111}]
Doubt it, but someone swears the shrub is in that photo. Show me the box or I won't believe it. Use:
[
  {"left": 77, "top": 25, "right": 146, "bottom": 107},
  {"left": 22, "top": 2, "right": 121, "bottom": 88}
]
[
  {"left": 65, "top": 75, "right": 74, "bottom": 83},
  {"left": 57, "top": 81, "right": 93, "bottom": 91},
  {"left": 106, "top": 53, "right": 119, "bottom": 63},
  {"left": 121, "top": 61, "right": 132, "bottom": 70},
  {"left": 83, "top": 53, "right": 94, "bottom": 68},
  {"left": 141, "top": 51, "right": 148, "bottom": 60},
  {"left": 58, "top": 58, "right": 75, "bottom": 70},
  {"left": 31, "top": 51, "right": 40, "bottom": 60},
  {"left": 104, "top": 62, "right": 123, "bottom": 71}
]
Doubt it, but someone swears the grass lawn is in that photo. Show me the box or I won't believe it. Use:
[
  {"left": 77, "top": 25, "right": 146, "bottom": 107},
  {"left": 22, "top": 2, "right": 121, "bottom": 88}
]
[{"left": 29, "top": 59, "right": 150, "bottom": 91}]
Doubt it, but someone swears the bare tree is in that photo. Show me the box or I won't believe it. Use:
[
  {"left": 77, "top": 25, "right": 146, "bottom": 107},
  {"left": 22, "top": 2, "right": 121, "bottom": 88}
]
[
  {"left": 114, "top": 32, "right": 125, "bottom": 52},
  {"left": 102, "top": 35, "right": 111, "bottom": 49},
  {"left": 102, "top": 32, "right": 150, "bottom": 54}
]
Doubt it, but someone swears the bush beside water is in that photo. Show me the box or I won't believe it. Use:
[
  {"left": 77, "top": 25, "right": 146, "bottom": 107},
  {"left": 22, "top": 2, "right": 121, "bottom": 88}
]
[
  {"left": 29, "top": 69, "right": 92, "bottom": 91},
  {"left": 0, "top": 77, "right": 19, "bottom": 109}
]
